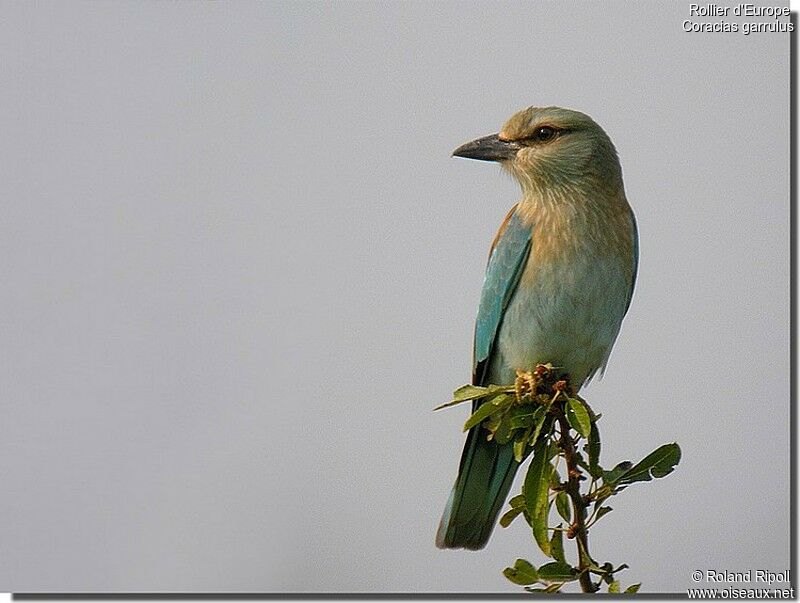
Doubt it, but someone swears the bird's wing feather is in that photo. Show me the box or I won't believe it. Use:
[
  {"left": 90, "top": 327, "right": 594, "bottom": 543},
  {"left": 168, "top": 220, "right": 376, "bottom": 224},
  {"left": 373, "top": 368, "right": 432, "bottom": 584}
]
[
  {"left": 436, "top": 205, "right": 532, "bottom": 549},
  {"left": 473, "top": 205, "right": 532, "bottom": 386}
]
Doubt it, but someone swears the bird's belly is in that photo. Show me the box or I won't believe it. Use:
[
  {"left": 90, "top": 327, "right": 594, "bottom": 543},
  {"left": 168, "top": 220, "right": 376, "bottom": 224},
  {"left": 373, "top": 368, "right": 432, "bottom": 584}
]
[{"left": 490, "top": 253, "right": 629, "bottom": 386}]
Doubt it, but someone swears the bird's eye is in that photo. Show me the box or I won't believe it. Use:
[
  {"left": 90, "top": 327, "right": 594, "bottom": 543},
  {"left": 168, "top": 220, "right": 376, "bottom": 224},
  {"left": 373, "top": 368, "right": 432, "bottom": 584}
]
[{"left": 532, "top": 126, "right": 558, "bottom": 142}]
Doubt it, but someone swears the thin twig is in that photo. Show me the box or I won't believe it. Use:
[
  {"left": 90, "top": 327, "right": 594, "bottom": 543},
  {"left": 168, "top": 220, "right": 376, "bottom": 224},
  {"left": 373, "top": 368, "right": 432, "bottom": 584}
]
[{"left": 555, "top": 408, "right": 599, "bottom": 594}]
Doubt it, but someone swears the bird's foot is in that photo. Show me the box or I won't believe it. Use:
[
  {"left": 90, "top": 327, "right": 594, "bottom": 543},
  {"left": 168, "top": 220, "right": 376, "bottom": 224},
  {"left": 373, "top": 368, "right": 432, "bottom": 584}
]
[
  {"left": 514, "top": 369, "right": 539, "bottom": 402},
  {"left": 552, "top": 379, "right": 570, "bottom": 395},
  {"left": 516, "top": 363, "right": 574, "bottom": 403}
]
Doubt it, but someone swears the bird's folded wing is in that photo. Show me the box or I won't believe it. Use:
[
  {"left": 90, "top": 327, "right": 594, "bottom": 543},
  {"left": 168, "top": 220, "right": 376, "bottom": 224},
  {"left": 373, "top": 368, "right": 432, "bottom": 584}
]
[{"left": 473, "top": 206, "right": 532, "bottom": 388}]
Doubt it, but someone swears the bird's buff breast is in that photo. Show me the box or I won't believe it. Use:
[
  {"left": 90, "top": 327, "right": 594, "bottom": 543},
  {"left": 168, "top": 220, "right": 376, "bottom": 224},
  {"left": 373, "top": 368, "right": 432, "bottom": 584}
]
[{"left": 490, "top": 203, "right": 634, "bottom": 387}]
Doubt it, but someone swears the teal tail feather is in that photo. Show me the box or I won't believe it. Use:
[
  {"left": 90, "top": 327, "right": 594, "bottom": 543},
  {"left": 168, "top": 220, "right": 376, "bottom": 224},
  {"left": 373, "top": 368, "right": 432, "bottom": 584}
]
[{"left": 436, "top": 425, "right": 519, "bottom": 550}]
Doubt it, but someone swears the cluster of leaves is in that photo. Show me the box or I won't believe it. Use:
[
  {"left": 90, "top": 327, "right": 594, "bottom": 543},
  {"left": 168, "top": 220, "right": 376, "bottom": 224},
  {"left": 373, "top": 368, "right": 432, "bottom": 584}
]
[{"left": 436, "top": 364, "right": 681, "bottom": 594}]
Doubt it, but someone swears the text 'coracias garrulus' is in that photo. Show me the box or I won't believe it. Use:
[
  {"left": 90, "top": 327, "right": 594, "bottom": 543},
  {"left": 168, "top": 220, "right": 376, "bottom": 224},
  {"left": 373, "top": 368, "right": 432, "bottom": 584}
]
[{"left": 437, "top": 106, "right": 638, "bottom": 550}]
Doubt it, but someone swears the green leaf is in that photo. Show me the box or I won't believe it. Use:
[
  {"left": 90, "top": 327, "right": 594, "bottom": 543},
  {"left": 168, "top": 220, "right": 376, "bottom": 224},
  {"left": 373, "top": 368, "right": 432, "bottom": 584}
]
[
  {"left": 625, "top": 583, "right": 642, "bottom": 594},
  {"left": 463, "top": 399, "right": 504, "bottom": 431},
  {"left": 575, "top": 457, "right": 593, "bottom": 476},
  {"left": 566, "top": 398, "right": 591, "bottom": 438},
  {"left": 609, "top": 580, "right": 620, "bottom": 593},
  {"left": 493, "top": 411, "right": 515, "bottom": 444},
  {"left": 509, "top": 405, "right": 540, "bottom": 428},
  {"left": 524, "top": 584, "right": 562, "bottom": 593},
  {"left": 510, "top": 415, "right": 533, "bottom": 429},
  {"left": 484, "top": 413, "right": 501, "bottom": 439},
  {"left": 433, "top": 385, "right": 486, "bottom": 410},
  {"left": 434, "top": 384, "right": 513, "bottom": 410},
  {"left": 594, "top": 506, "right": 613, "bottom": 522},
  {"left": 617, "top": 443, "right": 681, "bottom": 486},
  {"left": 591, "top": 484, "right": 614, "bottom": 501},
  {"left": 555, "top": 491, "right": 572, "bottom": 523},
  {"left": 537, "top": 561, "right": 578, "bottom": 583},
  {"left": 587, "top": 421, "right": 601, "bottom": 477},
  {"left": 603, "top": 461, "right": 633, "bottom": 485},
  {"left": 509, "top": 494, "right": 526, "bottom": 508},
  {"left": 453, "top": 384, "right": 489, "bottom": 400},
  {"left": 499, "top": 505, "right": 524, "bottom": 528},
  {"left": 491, "top": 390, "right": 514, "bottom": 405},
  {"left": 503, "top": 559, "right": 539, "bottom": 585},
  {"left": 550, "top": 526, "right": 565, "bottom": 563},
  {"left": 524, "top": 439, "right": 552, "bottom": 557},
  {"left": 529, "top": 408, "right": 550, "bottom": 444},
  {"left": 513, "top": 434, "right": 527, "bottom": 463},
  {"left": 548, "top": 463, "right": 561, "bottom": 489}
]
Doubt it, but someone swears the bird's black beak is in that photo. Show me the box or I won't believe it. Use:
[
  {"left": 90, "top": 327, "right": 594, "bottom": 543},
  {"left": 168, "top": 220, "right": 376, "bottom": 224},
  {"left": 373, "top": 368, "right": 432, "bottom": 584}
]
[{"left": 452, "top": 133, "right": 520, "bottom": 162}]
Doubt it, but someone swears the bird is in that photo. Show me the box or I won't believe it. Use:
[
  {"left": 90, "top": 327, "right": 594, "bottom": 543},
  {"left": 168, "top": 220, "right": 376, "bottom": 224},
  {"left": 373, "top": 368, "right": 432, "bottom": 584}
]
[{"left": 436, "top": 106, "right": 638, "bottom": 550}]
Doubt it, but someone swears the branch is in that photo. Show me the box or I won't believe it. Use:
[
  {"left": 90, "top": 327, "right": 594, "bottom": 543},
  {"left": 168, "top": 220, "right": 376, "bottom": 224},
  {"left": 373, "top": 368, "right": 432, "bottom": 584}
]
[
  {"left": 436, "top": 363, "right": 681, "bottom": 594},
  {"left": 555, "top": 408, "right": 597, "bottom": 593}
]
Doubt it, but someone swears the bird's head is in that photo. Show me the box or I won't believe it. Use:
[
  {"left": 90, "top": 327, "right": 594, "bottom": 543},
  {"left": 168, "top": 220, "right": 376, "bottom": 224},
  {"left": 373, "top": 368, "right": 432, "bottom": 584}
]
[{"left": 453, "top": 106, "right": 622, "bottom": 197}]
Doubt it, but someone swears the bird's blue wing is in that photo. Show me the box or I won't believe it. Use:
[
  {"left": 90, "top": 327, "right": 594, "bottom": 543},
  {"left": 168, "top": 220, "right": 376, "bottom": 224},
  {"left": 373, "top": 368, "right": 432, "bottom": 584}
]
[
  {"left": 473, "top": 208, "right": 532, "bottom": 385},
  {"left": 434, "top": 207, "right": 532, "bottom": 550}
]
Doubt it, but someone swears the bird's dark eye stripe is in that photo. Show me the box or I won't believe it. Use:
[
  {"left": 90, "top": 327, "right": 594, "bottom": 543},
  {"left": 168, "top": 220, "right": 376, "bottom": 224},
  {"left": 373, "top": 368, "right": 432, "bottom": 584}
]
[{"left": 519, "top": 126, "right": 567, "bottom": 144}]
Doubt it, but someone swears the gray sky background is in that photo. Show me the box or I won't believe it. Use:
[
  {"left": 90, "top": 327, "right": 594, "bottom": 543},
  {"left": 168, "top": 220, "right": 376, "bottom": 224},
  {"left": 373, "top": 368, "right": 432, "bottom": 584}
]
[{"left": 0, "top": 1, "right": 789, "bottom": 593}]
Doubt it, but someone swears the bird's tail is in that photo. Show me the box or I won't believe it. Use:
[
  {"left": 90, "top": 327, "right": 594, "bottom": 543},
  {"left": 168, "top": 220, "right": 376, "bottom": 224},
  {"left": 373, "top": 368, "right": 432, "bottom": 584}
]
[{"left": 436, "top": 425, "right": 519, "bottom": 550}]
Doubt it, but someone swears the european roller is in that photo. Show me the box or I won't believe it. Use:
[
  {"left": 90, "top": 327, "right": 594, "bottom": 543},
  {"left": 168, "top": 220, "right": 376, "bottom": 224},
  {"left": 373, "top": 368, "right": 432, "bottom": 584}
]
[{"left": 436, "top": 106, "right": 638, "bottom": 550}]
